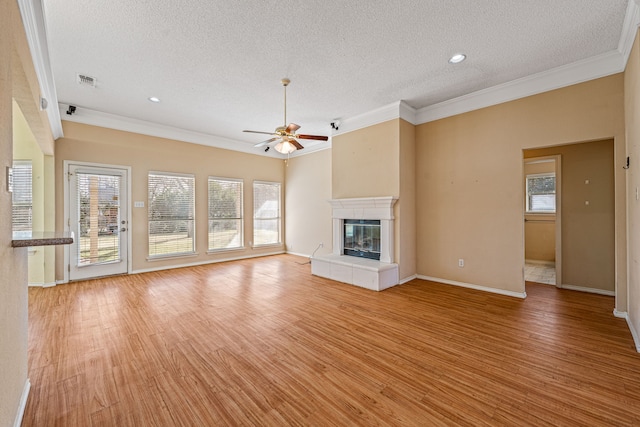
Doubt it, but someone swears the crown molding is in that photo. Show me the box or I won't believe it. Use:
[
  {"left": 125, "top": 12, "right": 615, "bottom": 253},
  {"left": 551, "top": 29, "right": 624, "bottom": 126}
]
[
  {"left": 619, "top": 0, "right": 640, "bottom": 62},
  {"left": 416, "top": 50, "right": 625, "bottom": 124},
  {"left": 58, "top": 103, "right": 334, "bottom": 159},
  {"left": 17, "top": 0, "right": 63, "bottom": 139},
  {"left": 332, "top": 100, "right": 417, "bottom": 137},
  {"left": 57, "top": 104, "right": 278, "bottom": 157}
]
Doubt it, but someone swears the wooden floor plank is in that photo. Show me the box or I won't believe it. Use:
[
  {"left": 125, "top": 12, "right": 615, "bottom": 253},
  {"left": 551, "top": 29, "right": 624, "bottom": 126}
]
[{"left": 22, "top": 255, "right": 640, "bottom": 426}]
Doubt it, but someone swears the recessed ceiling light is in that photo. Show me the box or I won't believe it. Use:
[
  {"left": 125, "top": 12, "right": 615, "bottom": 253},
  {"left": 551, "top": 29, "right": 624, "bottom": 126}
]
[
  {"left": 449, "top": 54, "right": 466, "bottom": 64},
  {"left": 148, "top": 96, "right": 160, "bottom": 103}
]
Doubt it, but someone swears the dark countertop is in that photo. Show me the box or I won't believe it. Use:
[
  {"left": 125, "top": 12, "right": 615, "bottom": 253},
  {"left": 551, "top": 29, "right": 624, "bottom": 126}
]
[{"left": 12, "top": 231, "right": 74, "bottom": 247}]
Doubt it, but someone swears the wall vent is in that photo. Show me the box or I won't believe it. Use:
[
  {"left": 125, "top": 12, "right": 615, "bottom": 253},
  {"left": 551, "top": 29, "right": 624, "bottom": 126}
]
[{"left": 76, "top": 74, "right": 97, "bottom": 87}]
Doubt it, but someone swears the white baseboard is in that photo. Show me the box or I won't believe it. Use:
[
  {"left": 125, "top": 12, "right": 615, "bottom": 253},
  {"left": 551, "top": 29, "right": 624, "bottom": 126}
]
[
  {"left": 559, "top": 284, "right": 615, "bottom": 296},
  {"left": 417, "top": 275, "right": 527, "bottom": 299},
  {"left": 286, "top": 251, "right": 311, "bottom": 258},
  {"left": 399, "top": 274, "right": 418, "bottom": 285},
  {"left": 132, "top": 251, "right": 285, "bottom": 275},
  {"left": 14, "top": 379, "right": 30, "bottom": 427},
  {"left": 28, "top": 281, "right": 56, "bottom": 288},
  {"left": 629, "top": 319, "right": 640, "bottom": 353},
  {"left": 613, "top": 309, "right": 627, "bottom": 319},
  {"left": 614, "top": 309, "right": 640, "bottom": 353}
]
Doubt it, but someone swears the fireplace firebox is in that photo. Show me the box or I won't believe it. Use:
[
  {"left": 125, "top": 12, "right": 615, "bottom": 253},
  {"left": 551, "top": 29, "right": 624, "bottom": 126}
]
[{"left": 343, "top": 219, "right": 381, "bottom": 260}]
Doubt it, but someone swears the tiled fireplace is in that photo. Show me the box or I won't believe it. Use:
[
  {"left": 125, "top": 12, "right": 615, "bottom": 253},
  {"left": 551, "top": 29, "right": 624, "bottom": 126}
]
[{"left": 311, "top": 197, "right": 399, "bottom": 291}]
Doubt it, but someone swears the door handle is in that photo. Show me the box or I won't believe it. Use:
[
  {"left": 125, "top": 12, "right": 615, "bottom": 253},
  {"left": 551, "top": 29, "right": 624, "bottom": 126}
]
[{"left": 121, "top": 227, "right": 127, "bottom": 232}]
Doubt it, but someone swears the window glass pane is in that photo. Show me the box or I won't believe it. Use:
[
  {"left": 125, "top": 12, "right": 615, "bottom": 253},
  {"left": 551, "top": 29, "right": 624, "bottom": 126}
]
[
  {"left": 12, "top": 161, "right": 32, "bottom": 232},
  {"left": 77, "top": 172, "right": 121, "bottom": 266},
  {"left": 148, "top": 173, "right": 195, "bottom": 257},
  {"left": 531, "top": 194, "right": 555, "bottom": 211},
  {"left": 527, "top": 174, "right": 556, "bottom": 212},
  {"left": 253, "top": 182, "right": 281, "bottom": 246},
  {"left": 208, "top": 178, "right": 243, "bottom": 250}
]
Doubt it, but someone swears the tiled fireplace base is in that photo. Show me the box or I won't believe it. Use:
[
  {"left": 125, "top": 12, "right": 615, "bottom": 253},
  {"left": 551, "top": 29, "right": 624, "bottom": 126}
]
[{"left": 311, "top": 254, "right": 399, "bottom": 291}]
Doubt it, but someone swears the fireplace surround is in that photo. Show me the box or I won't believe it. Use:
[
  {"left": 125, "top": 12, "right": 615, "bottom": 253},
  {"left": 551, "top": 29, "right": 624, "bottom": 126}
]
[{"left": 311, "top": 197, "right": 399, "bottom": 291}]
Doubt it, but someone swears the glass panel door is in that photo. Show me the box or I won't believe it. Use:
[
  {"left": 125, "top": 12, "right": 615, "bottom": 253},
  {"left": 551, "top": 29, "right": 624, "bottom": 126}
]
[{"left": 68, "top": 164, "right": 128, "bottom": 280}]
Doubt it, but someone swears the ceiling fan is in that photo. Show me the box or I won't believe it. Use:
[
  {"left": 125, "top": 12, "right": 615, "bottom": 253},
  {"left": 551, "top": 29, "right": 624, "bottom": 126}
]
[{"left": 243, "top": 78, "right": 328, "bottom": 154}]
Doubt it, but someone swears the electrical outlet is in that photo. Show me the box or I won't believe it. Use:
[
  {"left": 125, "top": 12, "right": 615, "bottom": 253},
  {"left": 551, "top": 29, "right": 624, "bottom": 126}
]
[{"left": 458, "top": 258, "right": 464, "bottom": 268}]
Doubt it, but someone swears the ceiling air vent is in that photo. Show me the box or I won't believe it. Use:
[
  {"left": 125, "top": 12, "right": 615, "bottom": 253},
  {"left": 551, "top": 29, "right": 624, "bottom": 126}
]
[{"left": 76, "top": 73, "right": 97, "bottom": 87}]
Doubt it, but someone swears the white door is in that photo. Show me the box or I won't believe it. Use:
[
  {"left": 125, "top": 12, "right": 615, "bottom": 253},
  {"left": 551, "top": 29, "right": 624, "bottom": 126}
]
[{"left": 68, "top": 164, "right": 129, "bottom": 280}]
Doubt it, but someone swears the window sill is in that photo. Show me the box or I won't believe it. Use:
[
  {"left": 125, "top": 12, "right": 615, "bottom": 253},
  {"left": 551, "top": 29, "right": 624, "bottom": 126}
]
[
  {"left": 207, "top": 247, "right": 245, "bottom": 255},
  {"left": 252, "top": 243, "right": 283, "bottom": 250},
  {"left": 147, "top": 252, "right": 199, "bottom": 262}
]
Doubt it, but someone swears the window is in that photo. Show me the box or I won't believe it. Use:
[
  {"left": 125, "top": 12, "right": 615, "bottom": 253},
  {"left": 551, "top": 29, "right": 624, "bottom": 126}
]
[
  {"left": 526, "top": 173, "right": 556, "bottom": 213},
  {"left": 253, "top": 181, "right": 281, "bottom": 246},
  {"left": 208, "top": 177, "right": 243, "bottom": 251},
  {"left": 12, "top": 161, "right": 32, "bottom": 232},
  {"left": 148, "top": 172, "right": 195, "bottom": 257}
]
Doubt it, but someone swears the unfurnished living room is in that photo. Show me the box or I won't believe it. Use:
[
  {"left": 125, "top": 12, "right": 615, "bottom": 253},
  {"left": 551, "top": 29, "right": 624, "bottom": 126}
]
[{"left": 3, "top": 0, "right": 640, "bottom": 426}]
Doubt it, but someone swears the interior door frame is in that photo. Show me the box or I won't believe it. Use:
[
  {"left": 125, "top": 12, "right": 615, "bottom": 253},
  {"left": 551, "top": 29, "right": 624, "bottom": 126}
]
[
  {"left": 523, "top": 154, "right": 562, "bottom": 287},
  {"left": 63, "top": 160, "right": 133, "bottom": 283}
]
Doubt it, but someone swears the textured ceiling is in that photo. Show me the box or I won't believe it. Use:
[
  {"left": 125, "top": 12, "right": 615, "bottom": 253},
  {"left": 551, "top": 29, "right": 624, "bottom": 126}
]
[{"left": 42, "top": 0, "right": 629, "bottom": 153}]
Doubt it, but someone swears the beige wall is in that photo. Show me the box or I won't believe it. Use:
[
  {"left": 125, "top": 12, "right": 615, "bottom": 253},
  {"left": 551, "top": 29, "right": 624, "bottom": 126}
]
[
  {"left": 525, "top": 140, "right": 615, "bottom": 292},
  {"left": 1, "top": 0, "right": 46, "bottom": 424},
  {"left": 625, "top": 31, "right": 640, "bottom": 345},
  {"left": 55, "top": 122, "right": 285, "bottom": 278},
  {"left": 285, "top": 149, "right": 333, "bottom": 257},
  {"left": 524, "top": 160, "right": 556, "bottom": 263},
  {"left": 13, "top": 100, "right": 56, "bottom": 286},
  {"left": 416, "top": 74, "right": 626, "bottom": 299},
  {"left": 332, "top": 118, "right": 417, "bottom": 281},
  {"left": 332, "top": 120, "right": 400, "bottom": 199},
  {"left": 399, "top": 119, "right": 417, "bottom": 280}
]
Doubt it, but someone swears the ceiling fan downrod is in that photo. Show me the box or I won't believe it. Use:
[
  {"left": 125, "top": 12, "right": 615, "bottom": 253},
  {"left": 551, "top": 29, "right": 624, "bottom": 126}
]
[{"left": 282, "top": 78, "right": 290, "bottom": 129}]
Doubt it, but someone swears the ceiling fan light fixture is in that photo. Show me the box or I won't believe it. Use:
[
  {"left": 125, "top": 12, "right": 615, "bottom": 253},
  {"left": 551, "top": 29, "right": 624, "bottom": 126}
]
[
  {"left": 244, "top": 78, "right": 328, "bottom": 154},
  {"left": 274, "top": 139, "right": 297, "bottom": 154}
]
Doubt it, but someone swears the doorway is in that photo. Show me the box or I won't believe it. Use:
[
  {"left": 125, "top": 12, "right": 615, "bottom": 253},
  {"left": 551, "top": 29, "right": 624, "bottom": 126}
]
[
  {"left": 523, "top": 155, "right": 562, "bottom": 287},
  {"left": 65, "top": 162, "right": 131, "bottom": 281},
  {"left": 524, "top": 139, "right": 616, "bottom": 295}
]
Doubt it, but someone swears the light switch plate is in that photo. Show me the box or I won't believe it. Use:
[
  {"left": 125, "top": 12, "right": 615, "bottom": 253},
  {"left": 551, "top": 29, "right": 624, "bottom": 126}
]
[{"left": 134, "top": 201, "right": 144, "bottom": 208}]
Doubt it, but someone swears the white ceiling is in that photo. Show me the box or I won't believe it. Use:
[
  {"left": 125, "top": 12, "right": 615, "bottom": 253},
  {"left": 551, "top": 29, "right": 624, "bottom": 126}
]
[{"left": 38, "top": 0, "right": 632, "bottom": 156}]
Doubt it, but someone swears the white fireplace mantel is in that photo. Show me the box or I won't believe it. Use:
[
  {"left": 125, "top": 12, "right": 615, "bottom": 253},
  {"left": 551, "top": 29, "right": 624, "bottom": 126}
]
[
  {"left": 329, "top": 197, "right": 397, "bottom": 263},
  {"left": 328, "top": 196, "right": 397, "bottom": 219},
  {"left": 312, "top": 196, "right": 399, "bottom": 291}
]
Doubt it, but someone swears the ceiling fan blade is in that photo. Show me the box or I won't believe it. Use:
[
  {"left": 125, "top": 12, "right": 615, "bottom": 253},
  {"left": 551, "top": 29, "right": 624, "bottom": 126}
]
[
  {"left": 285, "top": 123, "right": 301, "bottom": 133},
  {"left": 254, "top": 137, "right": 278, "bottom": 147},
  {"left": 243, "top": 130, "right": 276, "bottom": 136},
  {"left": 290, "top": 139, "right": 304, "bottom": 150},
  {"left": 296, "top": 134, "right": 329, "bottom": 141}
]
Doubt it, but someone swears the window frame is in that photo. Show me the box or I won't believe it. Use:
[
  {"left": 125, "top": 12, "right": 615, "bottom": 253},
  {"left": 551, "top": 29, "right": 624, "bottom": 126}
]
[
  {"left": 526, "top": 172, "right": 556, "bottom": 214},
  {"left": 252, "top": 180, "right": 282, "bottom": 247},
  {"left": 208, "top": 176, "right": 244, "bottom": 252},
  {"left": 147, "top": 171, "right": 196, "bottom": 259}
]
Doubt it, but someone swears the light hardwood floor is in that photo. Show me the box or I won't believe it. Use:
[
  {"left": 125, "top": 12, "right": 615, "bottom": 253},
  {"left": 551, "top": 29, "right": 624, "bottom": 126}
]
[{"left": 23, "top": 254, "right": 640, "bottom": 426}]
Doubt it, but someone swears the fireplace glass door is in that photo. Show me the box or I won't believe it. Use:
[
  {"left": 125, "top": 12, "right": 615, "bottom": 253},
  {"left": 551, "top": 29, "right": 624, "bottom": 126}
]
[{"left": 344, "top": 219, "right": 381, "bottom": 260}]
